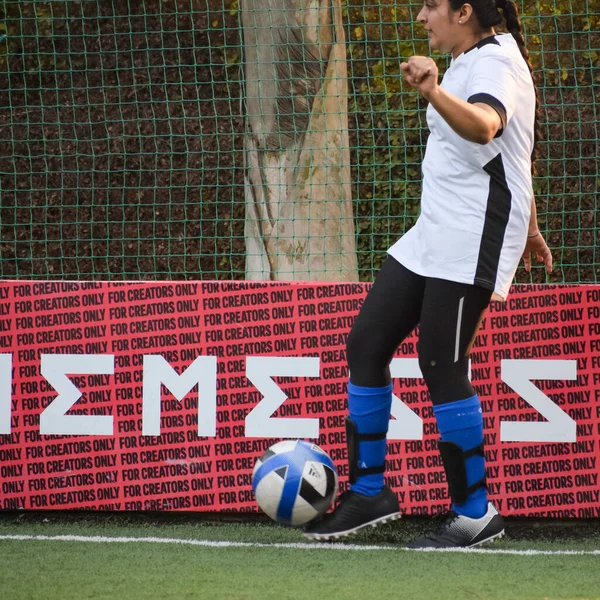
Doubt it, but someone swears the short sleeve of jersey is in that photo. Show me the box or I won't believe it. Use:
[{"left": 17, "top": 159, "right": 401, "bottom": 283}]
[{"left": 467, "top": 52, "right": 518, "bottom": 132}]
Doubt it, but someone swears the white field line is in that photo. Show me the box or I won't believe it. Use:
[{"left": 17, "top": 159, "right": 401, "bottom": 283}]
[{"left": 0, "top": 534, "right": 599, "bottom": 556}]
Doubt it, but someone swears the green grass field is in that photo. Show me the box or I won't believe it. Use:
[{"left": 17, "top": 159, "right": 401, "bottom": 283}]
[{"left": 1, "top": 513, "right": 599, "bottom": 600}]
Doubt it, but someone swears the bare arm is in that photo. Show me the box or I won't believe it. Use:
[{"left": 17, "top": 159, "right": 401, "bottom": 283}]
[
  {"left": 522, "top": 196, "right": 552, "bottom": 273},
  {"left": 527, "top": 195, "right": 539, "bottom": 236},
  {"left": 425, "top": 87, "right": 501, "bottom": 145},
  {"left": 400, "top": 56, "right": 501, "bottom": 144}
]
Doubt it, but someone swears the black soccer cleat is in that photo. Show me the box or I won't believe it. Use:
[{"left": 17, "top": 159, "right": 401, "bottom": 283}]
[
  {"left": 406, "top": 502, "right": 505, "bottom": 549},
  {"left": 303, "top": 486, "right": 401, "bottom": 541}
]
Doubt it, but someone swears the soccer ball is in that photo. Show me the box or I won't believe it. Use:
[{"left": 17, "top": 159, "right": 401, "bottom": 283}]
[{"left": 252, "top": 440, "right": 338, "bottom": 526}]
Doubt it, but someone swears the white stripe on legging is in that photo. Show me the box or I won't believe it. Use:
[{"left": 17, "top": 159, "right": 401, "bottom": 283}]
[{"left": 454, "top": 296, "right": 464, "bottom": 363}]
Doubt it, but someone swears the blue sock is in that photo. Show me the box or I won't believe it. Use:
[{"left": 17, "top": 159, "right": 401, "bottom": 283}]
[
  {"left": 348, "top": 381, "right": 392, "bottom": 496},
  {"left": 433, "top": 395, "right": 488, "bottom": 519}
]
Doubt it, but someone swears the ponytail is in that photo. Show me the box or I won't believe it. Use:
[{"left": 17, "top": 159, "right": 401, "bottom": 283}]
[
  {"left": 497, "top": 0, "right": 542, "bottom": 175},
  {"left": 449, "top": 0, "right": 543, "bottom": 176}
]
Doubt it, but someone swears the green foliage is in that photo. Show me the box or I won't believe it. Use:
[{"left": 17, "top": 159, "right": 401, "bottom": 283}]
[{"left": 0, "top": 1, "right": 597, "bottom": 282}]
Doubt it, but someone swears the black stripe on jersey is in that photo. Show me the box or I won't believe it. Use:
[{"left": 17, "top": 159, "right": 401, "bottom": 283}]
[
  {"left": 464, "top": 35, "right": 500, "bottom": 53},
  {"left": 468, "top": 93, "right": 507, "bottom": 137},
  {"left": 474, "top": 153, "right": 512, "bottom": 290}
]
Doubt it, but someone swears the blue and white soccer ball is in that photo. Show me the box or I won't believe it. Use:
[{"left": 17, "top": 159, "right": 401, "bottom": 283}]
[{"left": 252, "top": 440, "right": 338, "bottom": 526}]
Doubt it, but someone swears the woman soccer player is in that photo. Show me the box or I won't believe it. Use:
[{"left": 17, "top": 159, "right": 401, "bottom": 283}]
[{"left": 304, "top": 0, "right": 552, "bottom": 547}]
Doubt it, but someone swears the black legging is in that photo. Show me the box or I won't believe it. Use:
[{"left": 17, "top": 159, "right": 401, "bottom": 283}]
[{"left": 347, "top": 257, "right": 492, "bottom": 405}]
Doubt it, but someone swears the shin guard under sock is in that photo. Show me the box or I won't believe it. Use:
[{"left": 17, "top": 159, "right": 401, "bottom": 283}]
[
  {"left": 433, "top": 395, "right": 488, "bottom": 518},
  {"left": 347, "top": 381, "right": 392, "bottom": 496}
]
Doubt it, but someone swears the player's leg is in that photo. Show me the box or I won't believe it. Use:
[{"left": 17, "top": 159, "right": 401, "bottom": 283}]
[
  {"left": 408, "top": 277, "right": 504, "bottom": 548},
  {"left": 304, "top": 256, "right": 425, "bottom": 540}
]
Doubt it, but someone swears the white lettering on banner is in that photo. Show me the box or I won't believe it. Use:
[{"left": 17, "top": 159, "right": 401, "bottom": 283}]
[
  {"left": 389, "top": 358, "right": 423, "bottom": 440},
  {"left": 40, "top": 354, "right": 114, "bottom": 435},
  {"left": 0, "top": 354, "right": 584, "bottom": 441},
  {"left": 245, "top": 357, "right": 320, "bottom": 438},
  {"left": 0, "top": 354, "right": 11, "bottom": 434},
  {"left": 500, "top": 359, "right": 578, "bottom": 442},
  {"left": 142, "top": 355, "right": 217, "bottom": 437}
]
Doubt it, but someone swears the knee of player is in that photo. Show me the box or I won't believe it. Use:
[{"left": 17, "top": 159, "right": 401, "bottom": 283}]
[
  {"left": 346, "top": 323, "right": 372, "bottom": 362},
  {"left": 418, "top": 351, "right": 439, "bottom": 382}
]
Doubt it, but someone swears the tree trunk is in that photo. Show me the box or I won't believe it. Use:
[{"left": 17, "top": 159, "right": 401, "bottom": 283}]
[{"left": 242, "top": 0, "right": 358, "bottom": 281}]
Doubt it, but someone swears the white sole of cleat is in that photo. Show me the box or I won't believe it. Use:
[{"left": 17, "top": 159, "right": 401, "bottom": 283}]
[
  {"left": 470, "top": 529, "right": 505, "bottom": 548},
  {"left": 303, "top": 512, "right": 402, "bottom": 542},
  {"left": 404, "top": 530, "right": 506, "bottom": 551}
]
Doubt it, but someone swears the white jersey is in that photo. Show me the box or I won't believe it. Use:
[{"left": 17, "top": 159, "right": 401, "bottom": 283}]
[{"left": 388, "top": 34, "right": 536, "bottom": 300}]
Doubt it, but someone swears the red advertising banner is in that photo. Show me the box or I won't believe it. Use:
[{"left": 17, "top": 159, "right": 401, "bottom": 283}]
[{"left": 0, "top": 281, "right": 599, "bottom": 517}]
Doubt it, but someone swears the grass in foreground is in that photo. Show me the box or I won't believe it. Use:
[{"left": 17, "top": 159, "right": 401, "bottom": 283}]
[{"left": 0, "top": 513, "right": 599, "bottom": 600}]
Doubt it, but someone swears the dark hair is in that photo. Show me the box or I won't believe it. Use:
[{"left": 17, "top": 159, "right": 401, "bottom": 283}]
[{"left": 450, "top": 0, "right": 542, "bottom": 175}]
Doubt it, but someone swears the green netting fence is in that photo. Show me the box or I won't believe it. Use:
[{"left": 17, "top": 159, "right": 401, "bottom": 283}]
[{"left": 0, "top": 0, "right": 598, "bottom": 282}]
